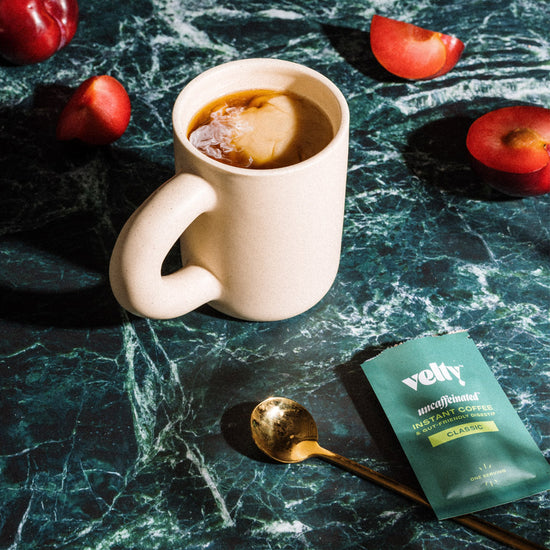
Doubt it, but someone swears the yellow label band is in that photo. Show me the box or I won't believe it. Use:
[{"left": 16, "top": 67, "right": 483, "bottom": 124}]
[{"left": 429, "top": 421, "right": 499, "bottom": 447}]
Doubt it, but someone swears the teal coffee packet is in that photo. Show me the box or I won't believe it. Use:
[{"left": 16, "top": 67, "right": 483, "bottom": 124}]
[{"left": 362, "top": 331, "right": 550, "bottom": 519}]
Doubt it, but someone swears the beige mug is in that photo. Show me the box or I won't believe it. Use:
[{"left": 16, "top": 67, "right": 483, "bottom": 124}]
[{"left": 109, "top": 58, "right": 349, "bottom": 321}]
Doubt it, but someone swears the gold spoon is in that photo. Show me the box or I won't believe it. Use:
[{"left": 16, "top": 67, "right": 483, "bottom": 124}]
[{"left": 250, "top": 397, "right": 546, "bottom": 550}]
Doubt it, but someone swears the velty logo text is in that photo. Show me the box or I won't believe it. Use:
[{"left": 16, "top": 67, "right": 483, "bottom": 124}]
[{"left": 402, "top": 362, "right": 466, "bottom": 391}]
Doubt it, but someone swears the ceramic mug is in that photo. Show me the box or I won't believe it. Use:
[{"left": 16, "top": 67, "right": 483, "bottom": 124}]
[{"left": 109, "top": 58, "right": 349, "bottom": 321}]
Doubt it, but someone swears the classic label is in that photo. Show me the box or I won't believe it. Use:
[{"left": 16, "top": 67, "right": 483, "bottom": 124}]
[{"left": 428, "top": 421, "right": 499, "bottom": 447}]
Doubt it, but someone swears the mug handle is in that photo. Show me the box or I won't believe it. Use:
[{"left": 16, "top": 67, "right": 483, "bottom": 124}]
[{"left": 109, "top": 172, "right": 222, "bottom": 319}]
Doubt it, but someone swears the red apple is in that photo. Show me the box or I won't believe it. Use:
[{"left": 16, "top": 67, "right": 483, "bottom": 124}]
[
  {"left": 0, "top": 0, "right": 78, "bottom": 65},
  {"left": 370, "top": 14, "right": 464, "bottom": 80},
  {"left": 56, "top": 75, "right": 131, "bottom": 145},
  {"left": 466, "top": 106, "right": 550, "bottom": 197}
]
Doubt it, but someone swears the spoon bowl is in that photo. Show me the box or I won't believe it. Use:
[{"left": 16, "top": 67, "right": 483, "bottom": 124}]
[{"left": 250, "top": 396, "right": 319, "bottom": 463}]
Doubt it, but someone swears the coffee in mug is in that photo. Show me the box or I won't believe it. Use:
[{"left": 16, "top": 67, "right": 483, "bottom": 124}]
[{"left": 188, "top": 89, "right": 334, "bottom": 169}]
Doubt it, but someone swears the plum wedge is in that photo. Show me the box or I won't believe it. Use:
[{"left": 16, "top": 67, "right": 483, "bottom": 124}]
[{"left": 370, "top": 15, "right": 464, "bottom": 80}]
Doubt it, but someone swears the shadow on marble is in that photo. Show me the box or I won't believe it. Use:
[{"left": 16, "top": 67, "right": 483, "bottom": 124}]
[
  {"left": 335, "top": 342, "right": 423, "bottom": 491},
  {"left": 322, "top": 24, "right": 402, "bottom": 83},
  {"left": 0, "top": 57, "right": 17, "bottom": 68},
  {"left": 221, "top": 401, "right": 278, "bottom": 464},
  {"left": 405, "top": 114, "right": 480, "bottom": 197},
  {"left": 0, "top": 84, "right": 172, "bottom": 328}
]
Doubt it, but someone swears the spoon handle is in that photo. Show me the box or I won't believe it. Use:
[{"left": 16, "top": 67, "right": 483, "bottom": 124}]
[
  {"left": 318, "top": 447, "right": 430, "bottom": 507},
  {"left": 317, "top": 447, "right": 546, "bottom": 550}
]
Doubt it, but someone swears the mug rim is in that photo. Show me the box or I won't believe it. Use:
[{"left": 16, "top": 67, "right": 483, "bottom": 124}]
[{"left": 172, "top": 57, "right": 349, "bottom": 175}]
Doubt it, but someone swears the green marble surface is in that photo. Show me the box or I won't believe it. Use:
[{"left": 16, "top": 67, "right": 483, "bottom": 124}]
[{"left": 1, "top": 0, "right": 549, "bottom": 548}]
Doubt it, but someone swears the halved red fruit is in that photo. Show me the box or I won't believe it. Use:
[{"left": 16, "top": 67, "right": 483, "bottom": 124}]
[
  {"left": 466, "top": 106, "right": 550, "bottom": 197},
  {"left": 370, "top": 15, "right": 464, "bottom": 80}
]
